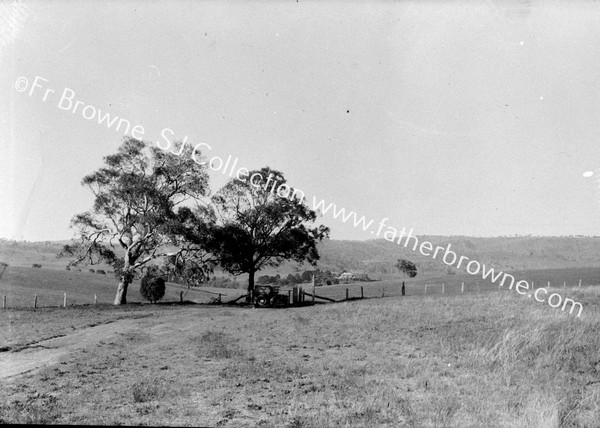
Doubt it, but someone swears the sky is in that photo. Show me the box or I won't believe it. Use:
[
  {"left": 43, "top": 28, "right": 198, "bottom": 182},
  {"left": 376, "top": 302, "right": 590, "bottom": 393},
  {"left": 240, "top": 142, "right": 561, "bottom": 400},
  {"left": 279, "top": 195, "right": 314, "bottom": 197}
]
[{"left": 2, "top": 0, "right": 600, "bottom": 242}]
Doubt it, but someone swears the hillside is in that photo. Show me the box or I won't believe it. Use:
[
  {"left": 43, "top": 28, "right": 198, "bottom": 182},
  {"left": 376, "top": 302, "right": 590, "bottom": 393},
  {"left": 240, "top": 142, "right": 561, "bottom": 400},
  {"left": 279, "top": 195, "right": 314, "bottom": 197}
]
[
  {"left": 313, "top": 236, "right": 600, "bottom": 276},
  {"left": 1, "top": 236, "right": 600, "bottom": 278}
]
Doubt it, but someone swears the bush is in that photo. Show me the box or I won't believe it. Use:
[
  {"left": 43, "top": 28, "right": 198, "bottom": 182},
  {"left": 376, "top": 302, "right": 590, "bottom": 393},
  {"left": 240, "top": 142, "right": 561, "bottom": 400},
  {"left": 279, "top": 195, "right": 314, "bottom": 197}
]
[
  {"left": 96, "top": 269, "right": 106, "bottom": 275},
  {"left": 32, "top": 263, "right": 42, "bottom": 268},
  {"left": 89, "top": 269, "right": 95, "bottom": 273},
  {"left": 140, "top": 276, "right": 165, "bottom": 303}
]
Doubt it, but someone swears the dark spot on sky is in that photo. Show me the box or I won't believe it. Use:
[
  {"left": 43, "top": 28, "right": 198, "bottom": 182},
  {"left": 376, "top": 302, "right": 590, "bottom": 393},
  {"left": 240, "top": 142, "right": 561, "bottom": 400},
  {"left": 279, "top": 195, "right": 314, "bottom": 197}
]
[{"left": 346, "top": 110, "right": 350, "bottom": 114}]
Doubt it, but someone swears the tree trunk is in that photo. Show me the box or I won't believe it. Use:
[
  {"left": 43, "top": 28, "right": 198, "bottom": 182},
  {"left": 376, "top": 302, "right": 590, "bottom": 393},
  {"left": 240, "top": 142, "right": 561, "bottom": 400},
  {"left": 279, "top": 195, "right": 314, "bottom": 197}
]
[
  {"left": 114, "top": 274, "right": 131, "bottom": 305},
  {"left": 246, "top": 270, "right": 255, "bottom": 303}
]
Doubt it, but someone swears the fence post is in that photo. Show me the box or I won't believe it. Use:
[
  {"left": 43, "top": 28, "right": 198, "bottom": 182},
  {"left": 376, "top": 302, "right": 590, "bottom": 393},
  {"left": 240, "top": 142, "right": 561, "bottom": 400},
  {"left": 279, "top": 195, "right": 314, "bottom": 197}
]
[
  {"left": 312, "top": 274, "right": 316, "bottom": 304},
  {"left": 288, "top": 290, "right": 292, "bottom": 305},
  {"left": 563, "top": 281, "right": 566, "bottom": 289},
  {"left": 63, "top": 293, "right": 67, "bottom": 308},
  {"left": 461, "top": 282, "right": 464, "bottom": 293},
  {"left": 179, "top": 291, "right": 183, "bottom": 303},
  {"left": 424, "top": 284, "right": 427, "bottom": 294},
  {"left": 442, "top": 283, "right": 445, "bottom": 294},
  {"left": 382, "top": 287, "right": 385, "bottom": 298},
  {"left": 2, "top": 295, "right": 5, "bottom": 309},
  {"left": 94, "top": 294, "right": 97, "bottom": 305},
  {"left": 34, "top": 294, "right": 37, "bottom": 309},
  {"left": 579, "top": 279, "right": 582, "bottom": 288},
  {"left": 346, "top": 288, "right": 349, "bottom": 300},
  {"left": 532, "top": 281, "right": 534, "bottom": 288},
  {"left": 361, "top": 286, "right": 364, "bottom": 299}
]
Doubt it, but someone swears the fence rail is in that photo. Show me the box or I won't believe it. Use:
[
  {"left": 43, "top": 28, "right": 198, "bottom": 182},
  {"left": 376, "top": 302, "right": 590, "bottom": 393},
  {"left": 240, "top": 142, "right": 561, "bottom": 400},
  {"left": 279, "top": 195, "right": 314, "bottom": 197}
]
[{"left": 0, "top": 278, "right": 593, "bottom": 309}]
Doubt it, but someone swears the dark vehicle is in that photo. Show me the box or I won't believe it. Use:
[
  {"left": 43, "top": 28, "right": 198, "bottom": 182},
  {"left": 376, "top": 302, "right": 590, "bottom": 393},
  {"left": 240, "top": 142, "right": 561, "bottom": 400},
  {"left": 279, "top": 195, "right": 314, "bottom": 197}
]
[{"left": 253, "top": 285, "right": 289, "bottom": 308}]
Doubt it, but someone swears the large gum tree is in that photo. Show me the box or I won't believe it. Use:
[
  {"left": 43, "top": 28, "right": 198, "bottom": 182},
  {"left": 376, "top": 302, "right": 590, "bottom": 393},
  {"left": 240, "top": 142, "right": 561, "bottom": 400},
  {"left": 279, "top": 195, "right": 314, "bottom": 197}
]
[
  {"left": 210, "top": 167, "right": 329, "bottom": 300},
  {"left": 61, "top": 137, "right": 211, "bottom": 304}
]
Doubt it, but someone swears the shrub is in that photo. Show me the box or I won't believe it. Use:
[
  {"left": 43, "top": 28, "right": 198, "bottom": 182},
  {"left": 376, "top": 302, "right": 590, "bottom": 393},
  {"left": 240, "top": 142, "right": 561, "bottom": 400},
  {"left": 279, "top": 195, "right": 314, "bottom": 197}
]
[
  {"left": 140, "top": 276, "right": 165, "bottom": 303},
  {"left": 32, "top": 263, "right": 42, "bottom": 268},
  {"left": 89, "top": 269, "right": 95, "bottom": 273},
  {"left": 257, "top": 275, "right": 270, "bottom": 284},
  {"left": 96, "top": 269, "right": 106, "bottom": 275}
]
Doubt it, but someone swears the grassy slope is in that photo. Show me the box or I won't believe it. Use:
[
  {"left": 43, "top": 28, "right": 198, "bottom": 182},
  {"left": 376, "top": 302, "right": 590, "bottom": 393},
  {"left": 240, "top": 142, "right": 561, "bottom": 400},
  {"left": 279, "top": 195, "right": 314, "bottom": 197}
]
[
  {"left": 2, "top": 263, "right": 599, "bottom": 309},
  {"left": 1, "top": 288, "right": 599, "bottom": 426},
  {"left": 3, "top": 236, "right": 600, "bottom": 275},
  {"left": 0, "top": 266, "right": 246, "bottom": 308}
]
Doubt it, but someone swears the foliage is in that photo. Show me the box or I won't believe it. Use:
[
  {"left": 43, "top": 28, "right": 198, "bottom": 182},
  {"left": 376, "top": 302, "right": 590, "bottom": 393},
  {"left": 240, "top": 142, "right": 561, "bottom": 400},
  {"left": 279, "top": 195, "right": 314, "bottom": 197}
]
[
  {"left": 207, "top": 276, "right": 242, "bottom": 289},
  {"left": 140, "top": 275, "right": 166, "bottom": 303},
  {"left": 59, "top": 137, "right": 211, "bottom": 305},
  {"left": 209, "top": 167, "right": 329, "bottom": 295},
  {"left": 284, "top": 273, "right": 299, "bottom": 285},
  {"left": 396, "top": 259, "right": 417, "bottom": 278},
  {"left": 257, "top": 270, "right": 317, "bottom": 285},
  {"left": 161, "top": 209, "right": 216, "bottom": 287},
  {"left": 32, "top": 263, "right": 42, "bottom": 268},
  {"left": 257, "top": 275, "right": 272, "bottom": 284}
]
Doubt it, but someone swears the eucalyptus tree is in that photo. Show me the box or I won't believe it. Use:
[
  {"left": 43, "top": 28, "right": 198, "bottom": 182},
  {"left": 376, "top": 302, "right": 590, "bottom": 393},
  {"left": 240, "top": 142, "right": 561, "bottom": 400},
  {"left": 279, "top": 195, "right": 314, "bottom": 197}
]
[
  {"left": 210, "top": 167, "right": 329, "bottom": 300},
  {"left": 61, "top": 137, "right": 212, "bottom": 304}
]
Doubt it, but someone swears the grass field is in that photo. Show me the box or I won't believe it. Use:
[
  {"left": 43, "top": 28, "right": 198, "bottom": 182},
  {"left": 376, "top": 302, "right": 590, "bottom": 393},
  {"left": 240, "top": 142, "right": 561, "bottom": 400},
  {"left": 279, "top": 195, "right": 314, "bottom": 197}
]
[
  {"left": 0, "top": 266, "right": 246, "bottom": 308},
  {"left": 1, "top": 285, "right": 599, "bottom": 426},
  {"left": 2, "top": 264, "right": 599, "bottom": 309}
]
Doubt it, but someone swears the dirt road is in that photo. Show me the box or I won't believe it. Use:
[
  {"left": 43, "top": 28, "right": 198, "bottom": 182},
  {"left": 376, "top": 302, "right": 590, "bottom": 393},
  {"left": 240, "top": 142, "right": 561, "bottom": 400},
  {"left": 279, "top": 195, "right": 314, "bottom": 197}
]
[{"left": 0, "top": 318, "right": 147, "bottom": 379}]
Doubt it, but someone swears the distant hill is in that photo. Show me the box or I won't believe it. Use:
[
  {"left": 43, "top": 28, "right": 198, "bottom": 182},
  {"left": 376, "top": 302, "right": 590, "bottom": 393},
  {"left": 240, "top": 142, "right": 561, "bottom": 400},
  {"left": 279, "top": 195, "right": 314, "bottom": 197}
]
[
  {"left": 313, "top": 236, "right": 600, "bottom": 276},
  {"left": 1, "top": 236, "right": 599, "bottom": 277}
]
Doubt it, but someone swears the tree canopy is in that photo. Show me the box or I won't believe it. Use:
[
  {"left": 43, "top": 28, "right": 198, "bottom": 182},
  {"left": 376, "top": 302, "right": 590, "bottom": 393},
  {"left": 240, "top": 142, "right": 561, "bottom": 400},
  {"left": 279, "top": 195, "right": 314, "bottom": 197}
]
[
  {"left": 61, "top": 137, "right": 212, "bottom": 304},
  {"left": 396, "top": 259, "right": 418, "bottom": 278},
  {"left": 210, "top": 167, "right": 329, "bottom": 298}
]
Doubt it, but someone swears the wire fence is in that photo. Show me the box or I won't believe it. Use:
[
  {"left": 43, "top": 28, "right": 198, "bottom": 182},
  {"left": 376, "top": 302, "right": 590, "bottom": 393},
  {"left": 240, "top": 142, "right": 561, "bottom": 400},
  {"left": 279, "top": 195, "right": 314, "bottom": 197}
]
[
  {"left": 289, "top": 277, "right": 595, "bottom": 303},
  {"left": 0, "top": 278, "right": 595, "bottom": 309},
  {"left": 0, "top": 284, "right": 248, "bottom": 309}
]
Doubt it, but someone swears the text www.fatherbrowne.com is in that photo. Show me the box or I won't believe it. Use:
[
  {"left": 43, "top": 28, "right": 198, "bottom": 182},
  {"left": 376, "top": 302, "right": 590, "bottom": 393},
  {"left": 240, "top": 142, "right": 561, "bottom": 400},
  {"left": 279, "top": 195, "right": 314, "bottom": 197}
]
[{"left": 311, "top": 196, "right": 583, "bottom": 317}]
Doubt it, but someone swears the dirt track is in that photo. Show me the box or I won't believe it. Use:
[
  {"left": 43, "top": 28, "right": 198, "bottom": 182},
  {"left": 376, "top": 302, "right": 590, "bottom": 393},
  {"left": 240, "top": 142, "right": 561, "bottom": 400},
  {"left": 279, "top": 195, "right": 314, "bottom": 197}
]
[
  {"left": 0, "top": 318, "right": 146, "bottom": 380},
  {"left": 0, "top": 307, "right": 240, "bottom": 380}
]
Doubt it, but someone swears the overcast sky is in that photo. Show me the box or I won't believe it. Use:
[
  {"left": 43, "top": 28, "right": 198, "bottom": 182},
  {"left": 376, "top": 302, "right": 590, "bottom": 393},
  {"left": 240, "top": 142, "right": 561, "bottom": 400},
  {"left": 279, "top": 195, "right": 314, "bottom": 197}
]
[{"left": 2, "top": 0, "right": 600, "bottom": 241}]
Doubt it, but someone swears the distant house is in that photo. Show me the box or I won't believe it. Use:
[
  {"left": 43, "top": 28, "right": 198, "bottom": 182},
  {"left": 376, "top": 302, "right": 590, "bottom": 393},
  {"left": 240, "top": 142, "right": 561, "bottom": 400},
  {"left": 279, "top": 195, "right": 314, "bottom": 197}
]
[{"left": 338, "top": 272, "right": 354, "bottom": 282}]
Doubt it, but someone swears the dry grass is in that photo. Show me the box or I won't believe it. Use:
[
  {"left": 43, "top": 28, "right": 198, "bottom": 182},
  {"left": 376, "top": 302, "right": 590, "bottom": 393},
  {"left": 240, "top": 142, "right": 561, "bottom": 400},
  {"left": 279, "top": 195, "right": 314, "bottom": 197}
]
[{"left": 1, "top": 286, "right": 599, "bottom": 426}]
